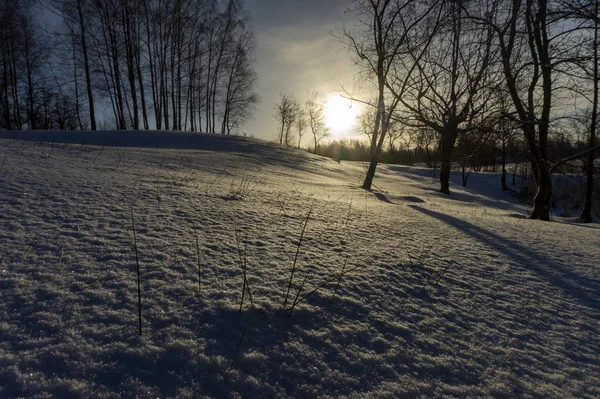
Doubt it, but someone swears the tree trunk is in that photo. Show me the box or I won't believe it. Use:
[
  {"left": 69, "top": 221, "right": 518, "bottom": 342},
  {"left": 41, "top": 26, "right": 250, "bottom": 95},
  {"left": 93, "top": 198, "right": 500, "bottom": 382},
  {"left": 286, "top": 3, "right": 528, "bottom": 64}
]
[
  {"left": 9, "top": 42, "right": 21, "bottom": 130},
  {"left": 461, "top": 161, "right": 469, "bottom": 187},
  {"left": 176, "top": 15, "right": 183, "bottom": 132},
  {"left": 362, "top": 72, "right": 384, "bottom": 190},
  {"left": 363, "top": 158, "right": 379, "bottom": 190},
  {"left": 113, "top": 45, "right": 126, "bottom": 129},
  {"left": 530, "top": 160, "right": 551, "bottom": 220},
  {"left": 501, "top": 139, "right": 508, "bottom": 191},
  {"left": 580, "top": 150, "right": 595, "bottom": 223},
  {"left": 122, "top": 1, "right": 139, "bottom": 130},
  {"left": 211, "top": 6, "right": 234, "bottom": 134},
  {"left": 24, "top": 33, "right": 36, "bottom": 130},
  {"left": 143, "top": 0, "right": 160, "bottom": 130},
  {"left": 77, "top": 0, "right": 96, "bottom": 130},
  {"left": 439, "top": 133, "right": 456, "bottom": 194},
  {"left": 1, "top": 52, "right": 11, "bottom": 130},
  {"left": 135, "top": 41, "right": 149, "bottom": 130},
  {"left": 72, "top": 32, "right": 83, "bottom": 130},
  {"left": 170, "top": 15, "right": 177, "bottom": 131},
  {"left": 205, "top": 29, "right": 213, "bottom": 133},
  {"left": 440, "top": 158, "right": 451, "bottom": 194}
]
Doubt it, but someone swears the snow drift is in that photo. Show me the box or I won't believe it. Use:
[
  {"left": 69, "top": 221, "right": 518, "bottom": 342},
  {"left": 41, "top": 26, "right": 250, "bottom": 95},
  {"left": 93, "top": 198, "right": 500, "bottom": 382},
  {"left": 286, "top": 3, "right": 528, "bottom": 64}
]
[{"left": 0, "top": 131, "right": 598, "bottom": 398}]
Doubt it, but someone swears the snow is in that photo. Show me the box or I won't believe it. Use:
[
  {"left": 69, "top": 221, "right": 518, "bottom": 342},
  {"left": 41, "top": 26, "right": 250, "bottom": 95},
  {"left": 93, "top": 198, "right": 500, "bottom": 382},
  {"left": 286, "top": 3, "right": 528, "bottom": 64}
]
[{"left": 0, "top": 130, "right": 598, "bottom": 398}]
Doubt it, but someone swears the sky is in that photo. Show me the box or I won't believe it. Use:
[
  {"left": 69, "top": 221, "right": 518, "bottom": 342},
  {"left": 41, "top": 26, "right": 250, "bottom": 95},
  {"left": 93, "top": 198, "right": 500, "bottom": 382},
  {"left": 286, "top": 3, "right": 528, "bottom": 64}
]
[{"left": 243, "top": 0, "right": 365, "bottom": 144}]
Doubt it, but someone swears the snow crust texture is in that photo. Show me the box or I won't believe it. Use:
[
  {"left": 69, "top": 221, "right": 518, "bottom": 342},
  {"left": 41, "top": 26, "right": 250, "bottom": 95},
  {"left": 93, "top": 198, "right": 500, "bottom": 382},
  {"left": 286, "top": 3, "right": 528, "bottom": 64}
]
[{"left": 0, "top": 132, "right": 599, "bottom": 398}]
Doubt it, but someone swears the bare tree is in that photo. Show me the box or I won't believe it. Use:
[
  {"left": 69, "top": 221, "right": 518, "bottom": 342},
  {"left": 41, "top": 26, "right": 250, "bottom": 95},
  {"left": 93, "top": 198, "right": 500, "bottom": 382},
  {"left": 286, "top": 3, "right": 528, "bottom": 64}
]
[
  {"left": 1, "top": 0, "right": 57, "bottom": 130},
  {"left": 492, "top": 88, "right": 521, "bottom": 191},
  {"left": 49, "top": 0, "right": 98, "bottom": 130},
  {"left": 22, "top": 10, "right": 45, "bottom": 130},
  {"left": 356, "top": 105, "right": 376, "bottom": 143},
  {"left": 387, "top": 120, "right": 404, "bottom": 156},
  {"left": 339, "top": 0, "right": 439, "bottom": 190},
  {"left": 296, "top": 107, "right": 306, "bottom": 148},
  {"left": 560, "top": 0, "right": 599, "bottom": 222},
  {"left": 466, "top": 0, "right": 577, "bottom": 219},
  {"left": 306, "top": 91, "right": 329, "bottom": 153},
  {"left": 221, "top": 22, "right": 259, "bottom": 135},
  {"left": 395, "top": 0, "right": 497, "bottom": 194},
  {"left": 339, "top": 0, "right": 399, "bottom": 189},
  {"left": 0, "top": 0, "right": 24, "bottom": 130},
  {"left": 357, "top": 106, "right": 404, "bottom": 156},
  {"left": 273, "top": 93, "right": 299, "bottom": 146},
  {"left": 413, "top": 127, "right": 440, "bottom": 169},
  {"left": 120, "top": 0, "right": 139, "bottom": 130}
]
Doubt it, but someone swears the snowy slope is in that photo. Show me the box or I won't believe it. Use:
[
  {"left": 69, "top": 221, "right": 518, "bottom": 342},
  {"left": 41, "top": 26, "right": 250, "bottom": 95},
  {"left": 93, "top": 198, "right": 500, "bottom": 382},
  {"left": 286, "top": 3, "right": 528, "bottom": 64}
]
[{"left": 0, "top": 131, "right": 598, "bottom": 398}]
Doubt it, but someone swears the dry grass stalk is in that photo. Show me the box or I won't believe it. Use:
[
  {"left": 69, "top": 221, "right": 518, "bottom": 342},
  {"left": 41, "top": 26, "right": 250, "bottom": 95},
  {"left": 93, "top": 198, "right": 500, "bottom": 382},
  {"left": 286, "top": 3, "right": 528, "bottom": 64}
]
[
  {"left": 283, "top": 204, "right": 314, "bottom": 309},
  {"left": 130, "top": 208, "right": 142, "bottom": 336}
]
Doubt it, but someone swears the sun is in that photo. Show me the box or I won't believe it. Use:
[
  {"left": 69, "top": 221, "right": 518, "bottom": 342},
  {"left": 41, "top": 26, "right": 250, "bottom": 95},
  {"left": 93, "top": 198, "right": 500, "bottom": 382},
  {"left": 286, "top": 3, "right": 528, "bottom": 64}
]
[{"left": 323, "top": 94, "right": 360, "bottom": 138}]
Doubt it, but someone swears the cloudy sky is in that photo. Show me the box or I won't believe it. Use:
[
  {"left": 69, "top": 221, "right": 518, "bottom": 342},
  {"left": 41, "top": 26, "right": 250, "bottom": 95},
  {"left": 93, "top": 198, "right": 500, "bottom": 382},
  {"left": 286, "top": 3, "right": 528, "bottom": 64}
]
[{"left": 243, "top": 0, "right": 365, "bottom": 143}]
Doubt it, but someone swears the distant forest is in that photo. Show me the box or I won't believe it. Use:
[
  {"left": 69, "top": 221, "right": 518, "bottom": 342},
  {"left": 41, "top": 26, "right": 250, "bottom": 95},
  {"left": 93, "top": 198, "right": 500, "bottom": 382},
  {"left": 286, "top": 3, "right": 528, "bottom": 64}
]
[{"left": 0, "top": 0, "right": 258, "bottom": 133}]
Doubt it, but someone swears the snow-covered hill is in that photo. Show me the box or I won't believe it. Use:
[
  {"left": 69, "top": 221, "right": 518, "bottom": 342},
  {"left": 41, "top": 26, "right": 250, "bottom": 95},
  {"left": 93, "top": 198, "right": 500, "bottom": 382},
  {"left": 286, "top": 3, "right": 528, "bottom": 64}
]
[{"left": 0, "top": 131, "right": 598, "bottom": 398}]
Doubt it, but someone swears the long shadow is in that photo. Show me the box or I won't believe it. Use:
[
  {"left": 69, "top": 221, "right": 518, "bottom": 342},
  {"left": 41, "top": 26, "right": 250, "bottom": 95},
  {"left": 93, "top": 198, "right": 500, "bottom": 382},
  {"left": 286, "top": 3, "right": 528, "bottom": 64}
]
[
  {"left": 409, "top": 205, "right": 600, "bottom": 311},
  {"left": 554, "top": 220, "right": 600, "bottom": 231},
  {"left": 385, "top": 164, "right": 525, "bottom": 213},
  {"left": 373, "top": 191, "right": 394, "bottom": 204},
  {"left": 368, "top": 189, "right": 426, "bottom": 205}
]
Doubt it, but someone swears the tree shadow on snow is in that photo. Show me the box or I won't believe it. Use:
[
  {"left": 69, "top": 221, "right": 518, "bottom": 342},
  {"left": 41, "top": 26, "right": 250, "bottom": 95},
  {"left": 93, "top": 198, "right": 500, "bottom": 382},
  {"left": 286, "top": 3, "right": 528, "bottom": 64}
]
[
  {"left": 369, "top": 189, "right": 425, "bottom": 205},
  {"left": 373, "top": 191, "right": 395, "bottom": 204},
  {"left": 385, "top": 164, "right": 525, "bottom": 213},
  {"left": 409, "top": 205, "right": 600, "bottom": 311}
]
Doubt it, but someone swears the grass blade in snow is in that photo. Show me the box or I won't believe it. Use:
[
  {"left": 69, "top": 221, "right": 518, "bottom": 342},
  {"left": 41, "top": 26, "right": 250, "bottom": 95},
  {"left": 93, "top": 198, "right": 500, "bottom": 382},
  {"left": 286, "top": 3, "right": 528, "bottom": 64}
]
[
  {"left": 195, "top": 226, "right": 202, "bottom": 296},
  {"left": 283, "top": 205, "right": 313, "bottom": 309},
  {"left": 131, "top": 208, "right": 142, "bottom": 336},
  {"left": 228, "top": 326, "right": 248, "bottom": 372}
]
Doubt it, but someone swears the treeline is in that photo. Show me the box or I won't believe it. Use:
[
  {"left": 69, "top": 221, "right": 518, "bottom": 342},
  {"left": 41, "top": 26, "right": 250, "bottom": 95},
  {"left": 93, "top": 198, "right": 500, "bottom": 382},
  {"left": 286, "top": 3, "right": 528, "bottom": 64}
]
[
  {"left": 316, "top": 133, "right": 591, "bottom": 174},
  {"left": 0, "top": 0, "right": 258, "bottom": 133}
]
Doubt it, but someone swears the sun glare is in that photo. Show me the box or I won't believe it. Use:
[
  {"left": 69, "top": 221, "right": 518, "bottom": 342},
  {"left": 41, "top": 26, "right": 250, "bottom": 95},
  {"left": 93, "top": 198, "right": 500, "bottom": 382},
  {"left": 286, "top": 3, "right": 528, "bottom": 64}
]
[{"left": 323, "top": 94, "right": 360, "bottom": 138}]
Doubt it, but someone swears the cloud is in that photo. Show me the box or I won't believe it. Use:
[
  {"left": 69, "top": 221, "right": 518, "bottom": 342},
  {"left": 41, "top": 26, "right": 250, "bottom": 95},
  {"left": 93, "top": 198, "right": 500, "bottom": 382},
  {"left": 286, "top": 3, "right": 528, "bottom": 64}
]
[{"left": 247, "top": 0, "right": 349, "bottom": 30}]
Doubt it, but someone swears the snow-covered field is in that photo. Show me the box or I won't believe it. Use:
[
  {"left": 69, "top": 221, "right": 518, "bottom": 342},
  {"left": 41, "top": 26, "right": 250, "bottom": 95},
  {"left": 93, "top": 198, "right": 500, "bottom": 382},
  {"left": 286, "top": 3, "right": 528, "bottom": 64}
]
[{"left": 0, "top": 131, "right": 598, "bottom": 398}]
